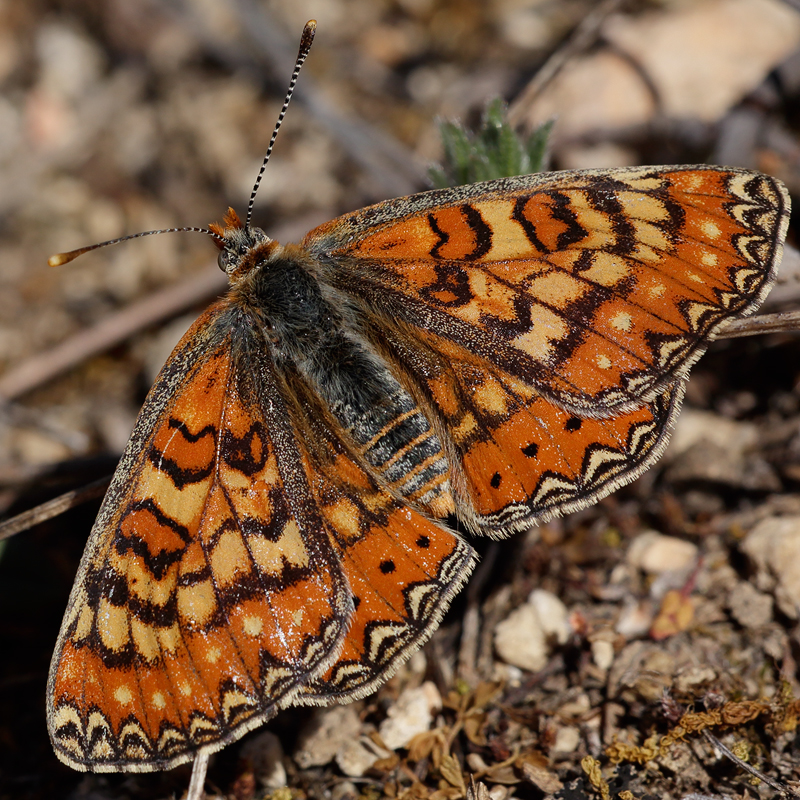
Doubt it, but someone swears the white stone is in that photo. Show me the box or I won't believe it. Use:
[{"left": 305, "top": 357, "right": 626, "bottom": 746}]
[
  {"left": 528, "top": 589, "right": 571, "bottom": 645},
  {"left": 494, "top": 603, "right": 548, "bottom": 673},
  {"left": 728, "top": 581, "right": 773, "bottom": 629},
  {"left": 603, "top": 0, "right": 800, "bottom": 122},
  {"left": 239, "top": 731, "right": 286, "bottom": 789},
  {"left": 741, "top": 516, "right": 800, "bottom": 619},
  {"left": 552, "top": 725, "right": 580, "bottom": 754},
  {"left": 592, "top": 639, "right": 615, "bottom": 672},
  {"left": 294, "top": 705, "right": 362, "bottom": 769},
  {"left": 521, "top": 0, "right": 800, "bottom": 140},
  {"left": 378, "top": 681, "right": 442, "bottom": 750},
  {"left": 627, "top": 531, "right": 698, "bottom": 575},
  {"left": 335, "top": 736, "right": 392, "bottom": 778}
]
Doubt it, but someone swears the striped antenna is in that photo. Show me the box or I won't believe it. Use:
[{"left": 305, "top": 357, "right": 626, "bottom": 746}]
[
  {"left": 48, "top": 227, "right": 223, "bottom": 267},
  {"left": 245, "top": 20, "right": 317, "bottom": 230}
]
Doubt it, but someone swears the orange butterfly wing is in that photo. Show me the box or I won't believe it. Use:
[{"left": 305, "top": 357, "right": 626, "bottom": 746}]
[
  {"left": 306, "top": 167, "right": 788, "bottom": 415},
  {"left": 47, "top": 298, "right": 475, "bottom": 771}
]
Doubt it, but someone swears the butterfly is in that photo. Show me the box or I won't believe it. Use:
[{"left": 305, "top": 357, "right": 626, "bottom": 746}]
[{"left": 46, "top": 23, "right": 791, "bottom": 779}]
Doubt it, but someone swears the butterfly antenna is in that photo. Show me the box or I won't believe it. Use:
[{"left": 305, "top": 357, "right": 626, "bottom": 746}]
[
  {"left": 245, "top": 19, "right": 317, "bottom": 231},
  {"left": 48, "top": 226, "right": 224, "bottom": 267}
]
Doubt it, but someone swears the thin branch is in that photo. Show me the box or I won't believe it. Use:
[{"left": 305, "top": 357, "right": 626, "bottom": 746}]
[
  {"left": 715, "top": 310, "right": 800, "bottom": 339},
  {"left": 0, "top": 476, "right": 109, "bottom": 542},
  {"left": 701, "top": 729, "right": 797, "bottom": 797},
  {"left": 186, "top": 750, "right": 210, "bottom": 800}
]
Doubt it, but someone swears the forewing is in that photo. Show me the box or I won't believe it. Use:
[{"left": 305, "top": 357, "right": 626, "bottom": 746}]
[
  {"left": 305, "top": 166, "right": 788, "bottom": 415},
  {"left": 47, "top": 304, "right": 351, "bottom": 772}
]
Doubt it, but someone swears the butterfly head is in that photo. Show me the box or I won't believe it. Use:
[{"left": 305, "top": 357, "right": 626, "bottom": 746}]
[{"left": 209, "top": 207, "right": 277, "bottom": 282}]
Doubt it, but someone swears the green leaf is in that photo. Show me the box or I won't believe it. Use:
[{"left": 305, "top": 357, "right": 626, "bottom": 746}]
[{"left": 428, "top": 98, "right": 552, "bottom": 188}]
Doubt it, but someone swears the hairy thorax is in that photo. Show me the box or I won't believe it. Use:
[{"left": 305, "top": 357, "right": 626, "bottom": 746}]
[{"left": 231, "top": 239, "right": 453, "bottom": 513}]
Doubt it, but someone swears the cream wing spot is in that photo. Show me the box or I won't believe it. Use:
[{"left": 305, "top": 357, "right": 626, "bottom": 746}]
[
  {"left": 701, "top": 251, "right": 718, "bottom": 267},
  {"left": 97, "top": 598, "right": 131, "bottom": 652},
  {"left": 177, "top": 580, "right": 217, "bottom": 628},
  {"left": 130, "top": 616, "right": 161, "bottom": 662},
  {"left": 527, "top": 272, "right": 587, "bottom": 307},
  {"left": 74, "top": 604, "right": 93, "bottom": 642},
  {"left": 618, "top": 192, "right": 670, "bottom": 221},
  {"left": 453, "top": 412, "right": 478, "bottom": 443},
  {"left": 138, "top": 462, "right": 212, "bottom": 526},
  {"left": 125, "top": 555, "right": 177, "bottom": 608},
  {"left": 156, "top": 623, "right": 181, "bottom": 655},
  {"left": 679, "top": 173, "right": 704, "bottom": 191},
  {"left": 631, "top": 220, "right": 670, "bottom": 251},
  {"left": 597, "top": 354, "right": 612, "bottom": 370},
  {"left": 242, "top": 615, "right": 264, "bottom": 637},
  {"left": 701, "top": 220, "right": 722, "bottom": 239},
  {"left": 114, "top": 685, "right": 133, "bottom": 706},
  {"left": 152, "top": 691, "right": 166, "bottom": 710},
  {"left": 248, "top": 519, "right": 309, "bottom": 573},
  {"left": 610, "top": 312, "right": 633, "bottom": 332},
  {"left": 579, "top": 251, "right": 630, "bottom": 287},
  {"left": 324, "top": 499, "right": 362, "bottom": 540},
  {"left": 210, "top": 528, "right": 251, "bottom": 586},
  {"left": 473, "top": 375, "right": 510, "bottom": 414},
  {"left": 510, "top": 306, "right": 568, "bottom": 361}
]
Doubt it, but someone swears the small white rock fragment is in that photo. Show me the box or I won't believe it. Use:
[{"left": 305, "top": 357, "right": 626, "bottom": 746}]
[
  {"left": 615, "top": 598, "right": 655, "bottom": 640},
  {"left": 294, "top": 705, "right": 362, "bottom": 769},
  {"left": 378, "top": 681, "right": 442, "bottom": 750},
  {"left": 528, "top": 589, "right": 571, "bottom": 644},
  {"left": 494, "top": 590, "right": 570, "bottom": 673},
  {"left": 674, "top": 666, "right": 717, "bottom": 694},
  {"left": 552, "top": 725, "right": 581, "bottom": 754},
  {"left": 495, "top": 603, "right": 547, "bottom": 672},
  {"left": 741, "top": 516, "right": 800, "bottom": 618},
  {"left": 627, "top": 531, "right": 698, "bottom": 575},
  {"left": 335, "top": 736, "right": 392, "bottom": 778},
  {"left": 591, "top": 638, "right": 615, "bottom": 671},
  {"left": 728, "top": 581, "right": 773, "bottom": 628}
]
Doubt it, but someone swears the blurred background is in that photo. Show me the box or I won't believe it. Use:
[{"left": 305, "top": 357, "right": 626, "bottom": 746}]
[{"left": 1, "top": 1, "right": 799, "bottom": 798}]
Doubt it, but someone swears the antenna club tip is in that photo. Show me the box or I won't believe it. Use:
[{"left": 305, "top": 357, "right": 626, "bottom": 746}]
[
  {"left": 301, "top": 20, "right": 316, "bottom": 48},
  {"left": 48, "top": 252, "right": 73, "bottom": 267}
]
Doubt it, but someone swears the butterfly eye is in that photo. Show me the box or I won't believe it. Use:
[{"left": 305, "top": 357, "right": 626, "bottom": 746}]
[{"left": 217, "top": 250, "right": 231, "bottom": 272}]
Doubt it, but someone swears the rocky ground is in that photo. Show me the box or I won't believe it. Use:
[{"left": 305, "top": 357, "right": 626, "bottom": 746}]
[{"left": 1, "top": 1, "right": 800, "bottom": 799}]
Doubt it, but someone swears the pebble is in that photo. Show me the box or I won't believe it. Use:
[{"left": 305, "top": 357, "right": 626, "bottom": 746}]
[
  {"left": 529, "top": 589, "right": 571, "bottom": 644},
  {"left": 591, "top": 638, "right": 615, "bottom": 672},
  {"left": 494, "top": 590, "right": 570, "bottom": 673},
  {"left": 335, "top": 735, "right": 392, "bottom": 778},
  {"left": 741, "top": 516, "right": 800, "bottom": 619},
  {"left": 294, "top": 705, "right": 362, "bottom": 769},
  {"left": 728, "top": 580, "right": 773, "bottom": 628},
  {"left": 627, "top": 530, "right": 698, "bottom": 575},
  {"left": 552, "top": 725, "right": 580, "bottom": 754},
  {"left": 521, "top": 0, "right": 800, "bottom": 145},
  {"left": 378, "top": 681, "right": 442, "bottom": 750}
]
